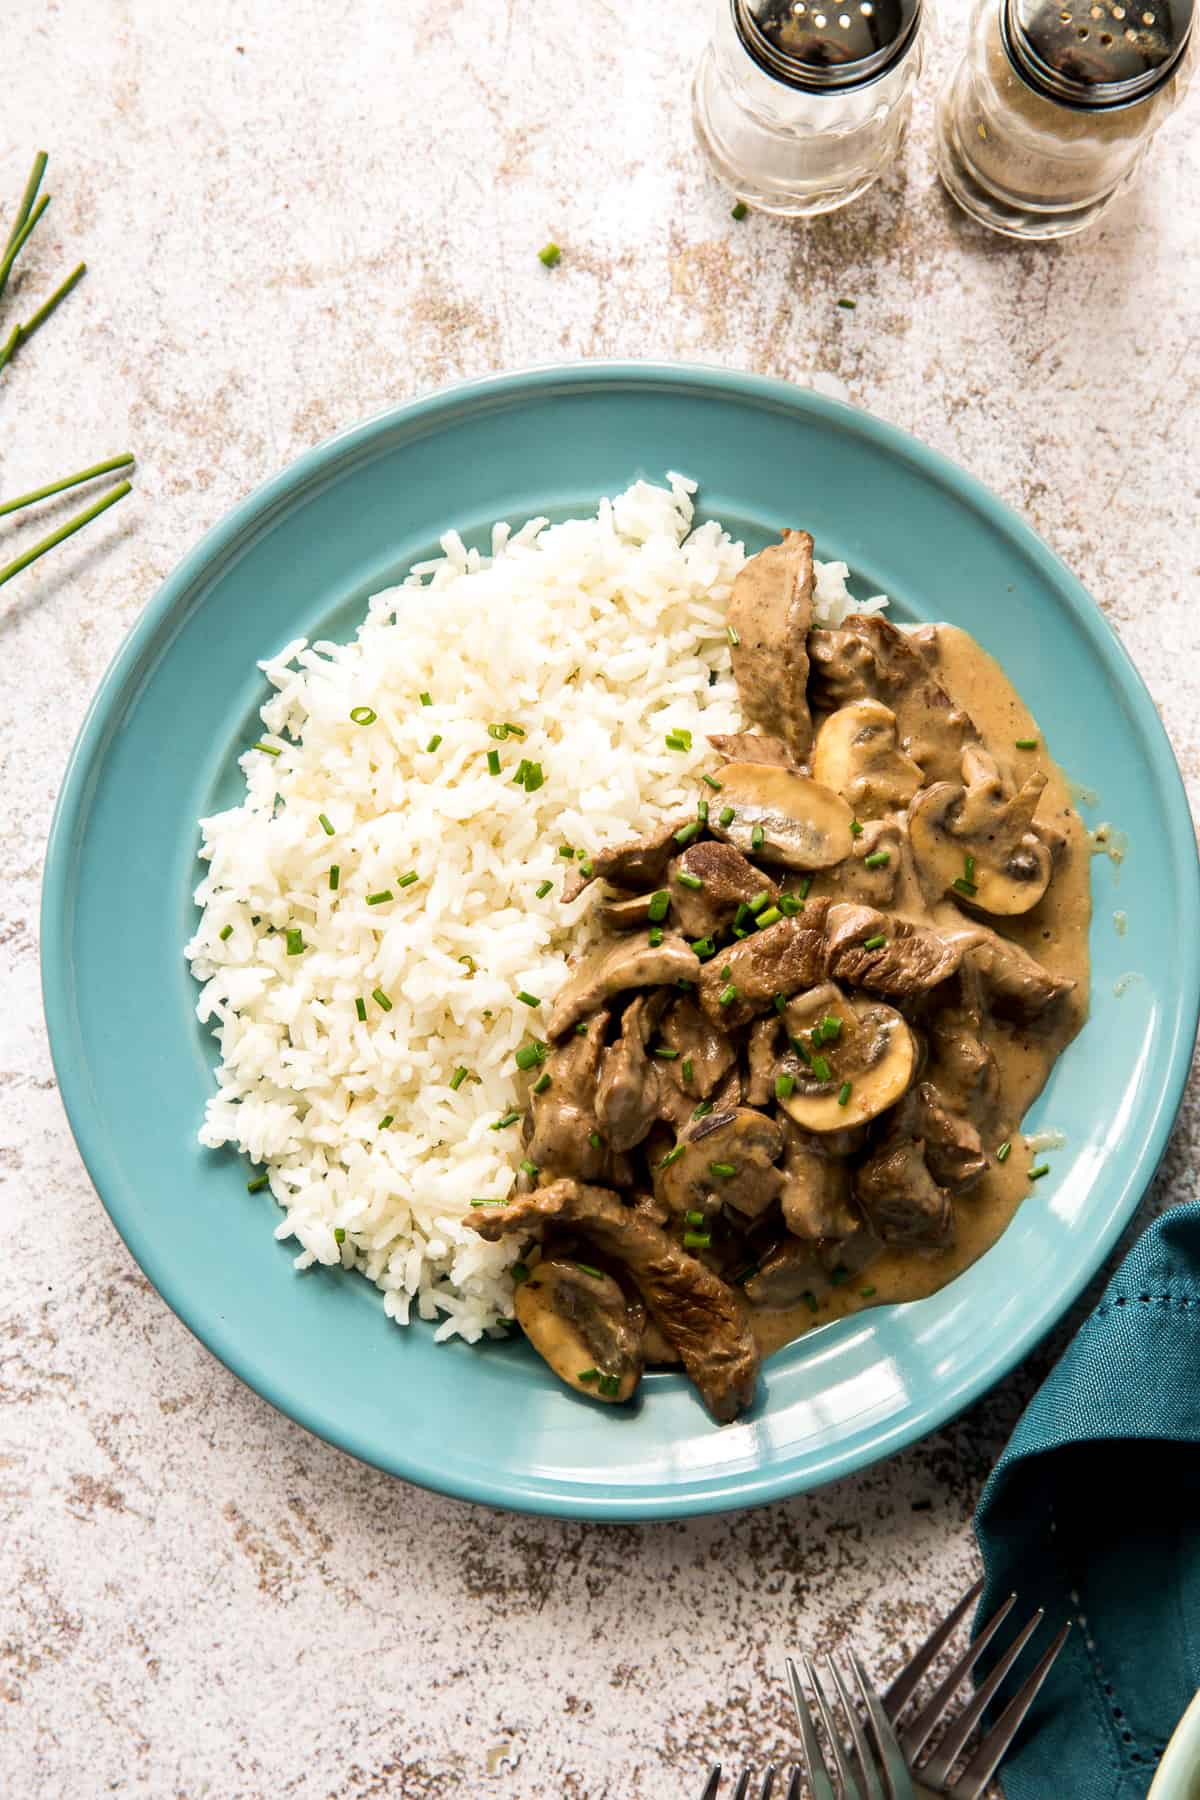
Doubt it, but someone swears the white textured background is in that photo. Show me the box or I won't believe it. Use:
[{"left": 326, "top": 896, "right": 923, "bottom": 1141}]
[{"left": 2, "top": 3, "right": 1198, "bottom": 1796}]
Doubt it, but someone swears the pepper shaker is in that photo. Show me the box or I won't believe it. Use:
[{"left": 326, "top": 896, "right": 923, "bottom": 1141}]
[
  {"left": 692, "top": 0, "right": 925, "bottom": 217},
  {"left": 937, "top": 0, "right": 1195, "bottom": 238}
]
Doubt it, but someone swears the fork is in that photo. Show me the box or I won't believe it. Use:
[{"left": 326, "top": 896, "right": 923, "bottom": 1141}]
[
  {"left": 699, "top": 1769, "right": 787, "bottom": 1799},
  {"left": 882, "top": 1579, "right": 1071, "bottom": 1798},
  {"left": 786, "top": 1654, "right": 916, "bottom": 1799}
]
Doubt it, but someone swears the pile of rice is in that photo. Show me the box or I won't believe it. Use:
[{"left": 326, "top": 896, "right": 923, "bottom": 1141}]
[{"left": 186, "top": 477, "right": 883, "bottom": 1342}]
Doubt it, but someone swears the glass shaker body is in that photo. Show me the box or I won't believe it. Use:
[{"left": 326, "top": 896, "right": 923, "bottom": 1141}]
[
  {"left": 693, "top": 0, "right": 924, "bottom": 217},
  {"left": 937, "top": 0, "right": 1195, "bottom": 239}
]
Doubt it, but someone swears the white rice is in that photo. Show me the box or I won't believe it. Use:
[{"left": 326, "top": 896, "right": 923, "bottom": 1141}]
[{"left": 186, "top": 479, "right": 886, "bottom": 1342}]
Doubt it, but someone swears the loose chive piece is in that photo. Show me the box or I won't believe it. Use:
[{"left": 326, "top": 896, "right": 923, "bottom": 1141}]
[
  {"left": 778, "top": 893, "right": 801, "bottom": 916},
  {"left": 718, "top": 983, "right": 739, "bottom": 1008},
  {"left": 517, "top": 990, "right": 541, "bottom": 1008},
  {"left": 515, "top": 1040, "right": 548, "bottom": 1071},
  {"left": 449, "top": 1066, "right": 470, "bottom": 1091},
  {"left": 731, "top": 201, "right": 749, "bottom": 220},
  {"left": 964, "top": 853, "right": 977, "bottom": 883},
  {"left": 773, "top": 993, "right": 787, "bottom": 1013},
  {"left": 247, "top": 1172, "right": 270, "bottom": 1193},
  {"left": 697, "top": 800, "right": 709, "bottom": 825},
  {"left": 864, "top": 850, "right": 890, "bottom": 869},
  {"left": 535, "top": 879, "right": 553, "bottom": 899},
  {"left": 425, "top": 734, "right": 442, "bottom": 753},
  {"left": 686, "top": 1209, "right": 705, "bottom": 1227},
  {"left": 470, "top": 1197, "right": 507, "bottom": 1207},
  {"left": 798, "top": 875, "right": 814, "bottom": 900},
  {"left": 692, "top": 1100, "right": 714, "bottom": 1119},
  {"left": 458, "top": 954, "right": 477, "bottom": 973},
  {"left": 860, "top": 1286, "right": 877, "bottom": 1299},
  {"left": 811, "top": 1055, "right": 833, "bottom": 1082},
  {"left": 748, "top": 891, "right": 770, "bottom": 915},
  {"left": 684, "top": 1231, "right": 713, "bottom": 1249},
  {"left": 538, "top": 241, "right": 562, "bottom": 267},
  {"left": 558, "top": 844, "right": 575, "bottom": 859},
  {"left": 511, "top": 1262, "right": 531, "bottom": 1283},
  {"left": 863, "top": 933, "right": 887, "bottom": 950},
  {"left": 952, "top": 877, "right": 978, "bottom": 897},
  {"left": 682, "top": 1057, "right": 695, "bottom": 1084},
  {"left": 648, "top": 926, "right": 664, "bottom": 947},
  {"left": 371, "top": 988, "right": 393, "bottom": 1012},
  {"left": 819, "top": 1015, "right": 842, "bottom": 1043},
  {"left": 334, "top": 1227, "right": 346, "bottom": 1244},
  {"left": 702, "top": 772, "right": 723, "bottom": 791},
  {"left": 653, "top": 1046, "right": 680, "bottom": 1060},
  {"left": 850, "top": 819, "right": 864, "bottom": 837},
  {"left": 366, "top": 890, "right": 393, "bottom": 906},
  {"left": 398, "top": 873, "right": 420, "bottom": 895},
  {"left": 492, "top": 1110, "right": 521, "bottom": 1130},
  {"left": 317, "top": 812, "right": 335, "bottom": 836},
  {"left": 831, "top": 1264, "right": 849, "bottom": 1286},
  {"left": 837, "top": 1080, "right": 853, "bottom": 1107},
  {"left": 577, "top": 856, "right": 593, "bottom": 877},
  {"left": 674, "top": 820, "right": 701, "bottom": 847},
  {"left": 751, "top": 823, "right": 765, "bottom": 851},
  {"left": 355, "top": 997, "right": 367, "bottom": 1022},
  {"left": 532, "top": 1072, "right": 551, "bottom": 1095},
  {"left": 1029, "top": 1162, "right": 1051, "bottom": 1180},
  {"left": 419, "top": 691, "right": 433, "bottom": 706},
  {"left": 803, "top": 1291, "right": 820, "bottom": 1313},
  {"left": 718, "top": 805, "right": 735, "bottom": 828},
  {"left": 837, "top": 297, "right": 857, "bottom": 310},
  {"left": 665, "top": 727, "right": 693, "bottom": 752},
  {"left": 677, "top": 871, "right": 704, "bottom": 891},
  {"left": 577, "top": 1368, "right": 599, "bottom": 1383},
  {"left": 658, "top": 1143, "right": 685, "bottom": 1169},
  {"left": 690, "top": 936, "right": 716, "bottom": 961},
  {"left": 252, "top": 740, "right": 281, "bottom": 756},
  {"left": 995, "top": 1139, "right": 1012, "bottom": 1163},
  {"left": 520, "top": 1159, "right": 539, "bottom": 1178},
  {"left": 726, "top": 623, "right": 741, "bottom": 647},
  {"left": 219, "top": 923, "right": 233, "bottom": 941},
  {"left": 576, "top": 1261, "right": 604, "bottom": 1279},
  {"left": 521, "top": 761, "right": 545, "bottom": 793},
  {"left": 285, "top": 927, "right": 304, "bottom": 955},
  {"left": 647, "top": 890, "right": 670, "bottom": 923},
  {"left": 775, "top": 1074, "right": 796, "bottom": 1100},
  {"left": 601, "top": 1373, "right": 622, "bottom": 1398},
  {"left": 349, "top": 706, "right": 376, "bottom": 725},
  {"left": 486, "top": 748, "right": 501, "bottom": 776},
  {"left": 757, "top": 906, "right": 782, "bottom": 928},
  {"left": 1016, "top": 737, "right": 1039, "bottom": 750},
  {"left": 575, "top": 1021, "right": 589, "bottom": 1035}
]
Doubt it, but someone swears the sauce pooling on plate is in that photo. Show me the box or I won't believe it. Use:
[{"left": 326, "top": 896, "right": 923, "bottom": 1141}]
[{"left": 471, "top": 530, "right": 1090, "bottom": 1423}]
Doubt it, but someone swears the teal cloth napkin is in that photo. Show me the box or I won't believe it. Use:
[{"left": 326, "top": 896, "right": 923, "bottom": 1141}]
[{"left": 974, "top": 1200, "right": 1200, "bottom": 1798}]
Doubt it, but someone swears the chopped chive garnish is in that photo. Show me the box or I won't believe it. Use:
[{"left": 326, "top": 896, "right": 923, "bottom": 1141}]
[
  {"left": 773, "top": 993, "right": 787, "bottom": 1012},
  {"left": 702, "top": 773, "right": 722, "bottom": 791},
  {"left": 575, "top": 1021, "right": 589, "bottom": 1034},
  {"left": 683, "top": 1231, "right": 712, "bottom": 1249},
  {"left": 247, "top": 1172, "right": 270, "bottom": 1193},
  {"left": 953, "top": 877, "right": 978, "bottom": 897},
  {"left": 718, "top": 983, "right": 739, "bottom": 1008},
  {"left": 647, "top": 890, "right": 670, "bottom": 923},
  {"left": 671, "top": 727, "right": 693, "bottom": 750},
  {"left": 725, "top": 623, "right": 741, "bottom": 650},
  {"left": 964, "top": 853, "right": 977, "bottom": 882},
  {"left": 820, "top": 1015, "right": 842, "bottom": 1042},
  {"left": 486, "top": 748, "right": 501, "bottom": 776},
  {"left": 504, "top": 722, "right": 525, "bottom": 738},
  {"left": 850, "top": 819, "right": 864, "bottom": 837},
  {"left": 996, "top": 1139, "right": 1012, "bottom": 1163},
  {"left": 517, "top": 990, "right": 541, "bottom": 1008},
  {"left": 658, "top": 1143, "right": 685, "bottom": 1169},
  {"left": 798, "top": 875, "right": 813, "bottom": 900},
  {"left": 286, "top": 927, "right": 304, "bottom": 955},
  {"left": 860, "top": 1286, "right": 877, "bottom": 1298},
  {"left": 686, "top": 1209, "right": 705, "bottom": 1227},
  {"left": 803, "top": 1291, "right": 820, "bottom": 1313},
  {"left": 397, "top": 871, "right": 420, "bottom": 888},
  {"left": 718, "top": 805, "right": 735, "bottom": 828},
  {"left": 677, "top": 871, "right": 704, "bottom": 891},
  {"left": 349, "top": 706, "right": 376, "bottom": 726},
  {"left": 532, "top": 1072, "right": 551, "bottom": 1095},
  {"left": 317, "top": 812, "right": 335, "bottom": 836},
  {"left": 748, "top": 891, "right": 770, "bottom": 915},
  {"left": 578, "top": 1368, "right": 599, "bottom": 1382},
  {"left": 514, "top": 1040, "right": 548, "bottom": 1071},
  {"left": 449, "top": 1066, "right": 470, "bottom": 1091},
  {"left": 366, "top": 890, "right": 393, "bottom": 906},
  {"left": 837, "top": 1080, "right": 853, "bottom": 1106},
  {"left": 587, "top": 1131, "right": 603, "bottom": 1151},
  {"left": 372, "top": 988, "right": 393, "bottom": 1012},
  {"left": 757, "top": 906, "right": 782, "bottom": 928},
  {"left": 1016, "top": 737, "right": 1039, "bottom": 750},
  {"left": 674, "top": 820, "right": 701, "bottom": 846},
  {"left": 734, "top": 905, "right": 752, "bottom": 930},
  {"left": 576, "top": 1261, "right": 604, "bottom": 1279},
  {"left": 493, "top": 1110, "right": 521, "bottom": 1130},
  {"left": 558, "top": 844, "right": 575, "bottom": 858},
  {"left": 682, "top": 1057, "right": 695, "bottom": 1084},
  {"left": 511, "top": 1262, "right": 530, "bottom": 1283},
  {"left": 519, "top": 761, "right": 545, "bottom": 792},
  {"left": 863, "top": 933, "right": 887, "bottom": 950},
  {"left": 470, "top": 1197, "right": 506, "bottom": 1207},
  {"left": 426, "top": 733, "right": 442, "bottom": 753},
  {"left": 864, "top": 850, "right": 890, "bottom": 869},
  {"left": 1029, "top": 1162, "right": 1050, "bottom": 1180},
  {"left": 732, "top": 926, "right": 750, "bottom": 940},
  {"left": 779, "top": 893, "right": 801, "bottom": 916},
  {"left": 538, "top": 241, "right": 562, "bottom": 267},
  {"left": 219, "top": 923, "right": 233, "bottom": 941},
  {"left": 751, "top": 823, "right": 765, "bottom": 850},
  {"left": 487, "top": 723, "right": 507, "bottom": 740},
  {"left": 721, "top": 965, "right": 732, "bottom": 979},
  {"left": 520, "top": 1159, "right": 539, "bottom": 1178},
  {"left": 676, "top": 977, "right": 694, "bottom": 991},
  {"left": 329, "top": 864, "right": 340, "bottom": 891},
  {"left": 690, "top": 936, "right": 716, "bottom": 961},
  {"left": 648, "top": 926, "right": 664, "bottom": 947},
  {"left": 252, "top": 741, "right": 281, "bottom": 756},
  {"left": 692, "top": 1101, "right": 714, "bottom": 1119},
  {"left": 697, "top": 800, "right": 709, "bottom": 825},
  {"left": 775, "top": 1073, "right": 796, "bottom": 1100},
  {"left": 705, "top": 1166, "right": 731, "bottom": 1185},
  {"left": 811, "top": 1055, "right": 833, "bottom": 1082},
  {"left": 837, "top": 297, "right": 857, "bottom": 310},
  {"left": 334, "top": 1227, "right": 346, "bottom": 1244},
  {"left": 355, "top": 997, "right": 367, "bottom": 1022},
  {"left": 731, "top": 201, "right": 748, "bottom": 220},
  {"left": 577, "top": 857, "right": 593, "bottom": 877},
  {"left": 601, "top": 1373, "right": 622, "bottom": 1397},
  {"left": 831, "top": 1264, "right": 849, "bottom": 1286},
  {"left": 419, "top": 691, "right": 432, "bottom": 706},
  {"left": 535, "top": 879, "right": 553, "bottom": 899}
]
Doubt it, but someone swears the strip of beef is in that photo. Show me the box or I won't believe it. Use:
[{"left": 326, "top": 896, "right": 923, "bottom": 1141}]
[
  {"left": 562, "top": 815, "right": 693, "bottom": 903},
  {"left": 668, "top": 840, "right": 776, "bottom": 938},
  {"left": 823, "top": 901, "right": 962, "bottom": 998},
  {"left": 924, "top": 976, "right": 1002, "bottom": 1128},
  {"left": 894, "top": 1081, "right": 988, "bottom": 1194},
  {"left": 777, "top": 1117, "right": 862, "bottom": 1238},
  {"left": 708, "top": 732, "right": 795, "bottom": 768},
  {"left": 745, "top": 1014, "right": 781, "bottom": 1106},
  {"left": 527, "top": 1011, "right": 630, "bottom": 1185},
  {"left": 657, "top": 995, "right": 736, "bottom": 1099},
  {"left": 469, "top": 1179, "right": 760, "bottom": 1422},
  {"left": 697, "top": 900, "right": 831, "bottom": 1028},
  {"left": 854, "top": 1138, "right": 954, "bottom": 1248},
  {"left": 658, "top": 1106, "right": 785, "bottom": 1222},
  {"left": 595, "top": 996, "right": 662, "bottom": 1153},
  {"left": 744, "top": 1238, "right": 830, "bottom": 1308},
  {"left": 726, "top": 529, "right": 815, "bottom": 760},
  {"left": 547, "top": 932, "right": 701, "bottom": 1037},
  {"left": 808, "top": 614, "right": 978, "bottom": 785},
  {"left": 953, "top": 925, "right": 1075, "bottom": 1022}
]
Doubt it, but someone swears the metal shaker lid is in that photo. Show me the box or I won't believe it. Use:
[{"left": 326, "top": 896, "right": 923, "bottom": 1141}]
[
  {"left": 733, "top": 0, "right": 922, "bottom": 91},
  {"left": 1003, "top": 0, "right": 1194, "bottom": 107}
]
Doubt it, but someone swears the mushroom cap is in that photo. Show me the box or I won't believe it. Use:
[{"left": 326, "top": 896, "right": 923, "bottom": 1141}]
[
  {"left": 711, "top": 763, "right": 855, "bottom": 870},
  {"left": 909, "top": 771, "right": 1053, "bottom": 917},
  {"left": 514, "top": 1259, "right": 643, "bottom": 1402},
  {"left": 811, "top": 699, "right": 924, "bottom": 821},
  {"left": 777, "top": 988, "right": 917, "bottom": 1133}
]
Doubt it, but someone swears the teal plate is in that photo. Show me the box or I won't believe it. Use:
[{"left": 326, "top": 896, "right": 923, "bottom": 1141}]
[{"left": 41, "top": 364, "right": 1200, "bottom": 1520}]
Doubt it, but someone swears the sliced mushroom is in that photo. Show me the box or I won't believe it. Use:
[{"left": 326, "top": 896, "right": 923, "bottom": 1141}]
[
  {"left": 776, "top": 985, "right": 916, "bottom": 1133},
  {"left": 726, "top": 528, "right": 814, "bottom": 760},
  {"left": 547, "top": 933, "right": 701, "bottom": 1038},
  {"left": 514, "top": 1259, "right": 644, "bottom": 1402},
  {"left": 909, "top": 746, "right": 1053, "bottom": 916},
  {"left": 710, "top": 764, "right": 854, "bottom": 871},
  {"left": 658, "top": 1106, "right": 785, "bottom": 1222},
  {"left": 708, "top": 732, "right": 795, "bottom": 768},
  {"left": 809, "top": 614, "right": 979, "bottom": 786},
  {"left": 811, "top": 700, "right": 924, "bottom": 821},
  {"left": 667, "top": 840, "right": 776, "bottom": 939}
]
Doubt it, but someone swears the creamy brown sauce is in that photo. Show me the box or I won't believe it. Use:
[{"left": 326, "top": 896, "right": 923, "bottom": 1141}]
[{"left": 753, "top": 624, "right": 1092, "bottom": 1358}]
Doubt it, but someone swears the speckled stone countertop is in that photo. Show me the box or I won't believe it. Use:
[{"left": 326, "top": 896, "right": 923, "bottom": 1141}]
[{"left": 3, "top": 3, "right": 1198, "bottom": 1796}]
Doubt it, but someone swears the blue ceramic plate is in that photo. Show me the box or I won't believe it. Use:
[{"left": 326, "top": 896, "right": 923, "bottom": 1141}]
[{"left": 41, "top": 364, "right": 1200, "bottom": 1520}]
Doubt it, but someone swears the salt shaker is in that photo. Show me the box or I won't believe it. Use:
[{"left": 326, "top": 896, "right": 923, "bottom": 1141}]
[
  {"left": 937, "top": 0, "right": 1195, "bottom": 239},
  {"left": 692, "top": 0, "right": 925, "bottom": 217}
]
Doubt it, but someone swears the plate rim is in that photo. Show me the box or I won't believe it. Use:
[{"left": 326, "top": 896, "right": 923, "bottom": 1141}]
[{"left": 40, "top": 358, "right": 1200, "bottom": 1519}]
